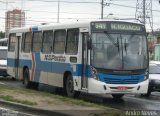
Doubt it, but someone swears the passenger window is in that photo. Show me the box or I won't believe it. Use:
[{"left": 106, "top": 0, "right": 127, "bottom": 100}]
[
  {"left": 8, "top": 33, "right": 16, "bottom": 52},
  {"left": 21, "top": 33, "right": 25, "bottom": 52},
  {"left": 42, "top": 31, "right": 53, "bottom": 53},
  {"left": 33, "top": 32, "right": 42, "bottom": 52},
  {"left": 53, "top": 30, "right": 66, "bottom": 54},
  {"left": 66, "top": 29, "right": 79, "bottom": 54},
  {"left": 23, "top": 32, "right": 32, "bottom": 52}
]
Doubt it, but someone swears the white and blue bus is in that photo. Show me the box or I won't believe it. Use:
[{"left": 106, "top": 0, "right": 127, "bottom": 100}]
[{"left": 7, "top": 20, "right": 149, "bottom": 98}]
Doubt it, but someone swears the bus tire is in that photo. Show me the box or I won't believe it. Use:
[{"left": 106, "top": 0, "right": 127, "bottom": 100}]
[
  {"left": 31, "top": 82, "right": 39, "bottom": 90},
  {"left": 65, "top": 74, "right": 80, "bottom": 98},
  {"left": 141, "top": 89, "right": 151, "bottom": 97},
  {"left": 23, "top": 68, "right": 30, "bottom": 88},
  {"left": 112, "top": 94, "right": 124, "bottom": 99}
]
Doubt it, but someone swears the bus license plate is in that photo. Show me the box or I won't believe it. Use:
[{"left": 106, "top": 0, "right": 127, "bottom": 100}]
[{"left": 117, "top": 86, "right": 128, "bottom": 91}]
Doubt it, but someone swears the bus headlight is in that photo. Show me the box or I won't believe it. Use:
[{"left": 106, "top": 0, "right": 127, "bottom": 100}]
[
  {"left": 144, "top": 69, "right": 149, "bottom": 80},
  {"left": 91, "top": 66, "right": 99, "bottom": 80}
]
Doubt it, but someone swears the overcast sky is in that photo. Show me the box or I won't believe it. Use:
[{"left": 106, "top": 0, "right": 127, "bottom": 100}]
[{"left": 0, "top": 0, "right": 160, "bottom": 32}]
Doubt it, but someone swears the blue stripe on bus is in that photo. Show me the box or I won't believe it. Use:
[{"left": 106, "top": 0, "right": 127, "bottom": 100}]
[
  {"left": 7, "top": 58, "right": 21, "bottom": 68},
  {"left": 7, "top": 58, "right": 83, "bottom": 77},
  {"left": 7, "top": 56, "right": 145, "bottom": 84},
  {"left": 98, "top": 73, "right": 144, "bottom": 84}
]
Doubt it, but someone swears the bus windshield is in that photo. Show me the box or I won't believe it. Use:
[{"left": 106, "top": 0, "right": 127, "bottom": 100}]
[{"left": 91, "top": 32, "right": 148, "bottom": 71}]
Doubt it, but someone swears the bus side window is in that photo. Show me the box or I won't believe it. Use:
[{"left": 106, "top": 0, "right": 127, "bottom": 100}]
[
  {"left": 42, "top": 30, "right": 53, "bottom": 53},
  {"left": 8, "top": 33, "right": 16, "bottom": 52},
  {"left": 21, "top": 33, "right": 25, "bottom": 52},
  {"left": 66, "top": 28, "right": 79, "bottom": 54},
  {"left": 23, "top": 32, "right": 32, "bottom": 53},
  {"left": 33, "top": 31, "right": 42, "bottom": 52},
  {"left": 53, "top": 30, "right": 66, "bottom": 54}
]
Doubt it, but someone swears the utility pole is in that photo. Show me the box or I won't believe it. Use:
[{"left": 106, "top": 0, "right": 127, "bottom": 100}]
[
  {"left": 135, "top": 0, "right": 153, "bottom": 28},
  {"left": 6, "top": 0, "right": 8, "bottom": 11},
  {"left": 143, "top": 0, "right": 146, "bottom": 25},
  {"left": 101, "top": 0, "right": 104, "bottom": 19},
  {"left": 136, "top": 0, "right": 154, "bottom": 60}
]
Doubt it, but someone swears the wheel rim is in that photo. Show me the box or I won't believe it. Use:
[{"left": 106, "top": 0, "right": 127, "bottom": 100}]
[
  {"left": 24, "top": 76, "right": 27, "bottom": 85},
  {"left": 24, "top": 70, "right": 29, "bottom": 85},
  {"left": 67, "top": 79, "right": 73, "bottom": 94}
]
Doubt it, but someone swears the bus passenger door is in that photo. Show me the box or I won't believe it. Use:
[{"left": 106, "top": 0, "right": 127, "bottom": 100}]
[
  {"left": 81, "top": 32, "right": 89, "bottom": 89},
  {"left": 7, "top": 33, "right": 21, "bottom": 79}
]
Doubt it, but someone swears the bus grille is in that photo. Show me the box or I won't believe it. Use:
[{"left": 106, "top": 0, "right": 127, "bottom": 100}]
[{"left": 104, "top": 78, "right": 139, "bottom": 84}]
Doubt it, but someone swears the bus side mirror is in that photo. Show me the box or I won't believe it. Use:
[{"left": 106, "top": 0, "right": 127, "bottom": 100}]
[{"left": 87, "top": 39, "right": 92, "bottom": 50}]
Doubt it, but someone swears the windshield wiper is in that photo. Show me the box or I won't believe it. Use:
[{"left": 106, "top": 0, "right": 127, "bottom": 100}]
[
  {"left": 117, "top": 37, "right": 120, "bottom": 53},
  {"left": 124, "top": 39, "right": 128, "bottom": 54},
  {"left": 104, "top": 31, "right": 119, "bottom": 48}
]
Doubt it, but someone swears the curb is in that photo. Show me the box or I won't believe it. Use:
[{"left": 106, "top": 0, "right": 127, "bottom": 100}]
[{"left": 0, "top": 99, "right": 70, "bottom": 116}]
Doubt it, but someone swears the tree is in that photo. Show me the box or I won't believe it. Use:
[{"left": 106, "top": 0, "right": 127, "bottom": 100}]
[{"left": 0, "top": 31, "right": 5, "bottom": 39}]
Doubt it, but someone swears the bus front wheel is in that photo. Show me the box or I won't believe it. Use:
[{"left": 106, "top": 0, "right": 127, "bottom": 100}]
[
  {"left": 23, "top": 68, "right": 30, "bottom": 88},
  {"left": 141, "top": 88, "right": 151, "bottom": 97},
  {"left": 112, "top": 94, "right": 124, "bottom": 99},
  {"left": 65, "top": 74, "right": 80, "bottom": 98}
]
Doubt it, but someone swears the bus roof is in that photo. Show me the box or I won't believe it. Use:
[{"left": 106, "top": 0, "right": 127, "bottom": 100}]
[{"left": 9, "top": 19, "right": 144, "bottom": 33}]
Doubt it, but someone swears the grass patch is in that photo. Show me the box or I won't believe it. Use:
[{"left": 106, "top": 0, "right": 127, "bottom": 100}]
[
  {"left": 0, "top": 95, "right": 37, "bottom": 105},
  {"left": 0, "top": 84, "right": 126, "bottom": 115},
  {"left": 0, "top": 84, "right": 117, "bottom": 110},
  {"left": 0, "top": 84, "right": 104, "bottom": 108}
]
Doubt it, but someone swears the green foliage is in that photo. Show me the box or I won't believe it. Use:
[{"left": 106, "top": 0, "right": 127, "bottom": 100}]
[
  {"left": 0, "top": 31, "right": 5, "bottom": 39},
  {"left": 0, "top": 95, "right": 37, "bottom": 105}
]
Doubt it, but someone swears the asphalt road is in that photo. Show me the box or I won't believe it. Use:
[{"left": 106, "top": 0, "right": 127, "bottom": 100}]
[
  {"left": 0, "top": 77, "right": 160, "bottom": 115},
  {"left": 0, "top": 106, "right": 35, "bottom": 116}
]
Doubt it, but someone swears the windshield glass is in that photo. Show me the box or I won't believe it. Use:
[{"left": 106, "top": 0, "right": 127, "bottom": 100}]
[
  {"left": 0, "top": 49, "right": 7, "bottom": 59},
  {"left": 91, "top": 32, "right": 148, "bottom": 70},
  {"left": 149, "top": 65, "right": 160, "bottom": 74}
]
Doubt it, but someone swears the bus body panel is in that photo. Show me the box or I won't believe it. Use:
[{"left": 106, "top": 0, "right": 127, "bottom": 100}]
[
  {"left": 88, "top": 78, "right": 148, "bottom": 94},
  {"left": 8, "top": 52, "right": 82, "bottom": 88},
  {"left": 98, "top": 73, "right": 145, "bottom": 84}
]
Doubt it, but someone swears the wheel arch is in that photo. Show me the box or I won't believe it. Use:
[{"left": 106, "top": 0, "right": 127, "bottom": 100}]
[{"left": 23, "top": 66, "right": 29, "bottom": 80}]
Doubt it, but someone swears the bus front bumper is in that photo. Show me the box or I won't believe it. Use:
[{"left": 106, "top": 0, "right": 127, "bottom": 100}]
[{"left": 88, "top": 78, "right": 149, "bottom": 94}]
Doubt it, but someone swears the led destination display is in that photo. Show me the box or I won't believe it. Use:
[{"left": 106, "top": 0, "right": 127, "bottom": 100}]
[
  {"left": 91, "top": 22, "right": 144, "bottom": 32},
  {"left": 111, "top": 23, "right": 141, "bottom": 31}
]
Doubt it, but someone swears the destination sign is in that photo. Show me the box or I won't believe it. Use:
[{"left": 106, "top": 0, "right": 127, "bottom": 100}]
[
  {"left": 94, "top": 23, "right": 107, "bottom": 30},
  {"left": 91, "top": 22, "right": 144, "bottom": 32},
  {"left": 111, "top": 23, "right": 141, "bottom": 31}
]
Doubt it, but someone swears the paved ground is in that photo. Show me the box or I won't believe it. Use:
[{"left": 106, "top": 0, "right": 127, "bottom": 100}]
[{"left": 0, "top": 106, "right": 34, "bottom": 116}]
